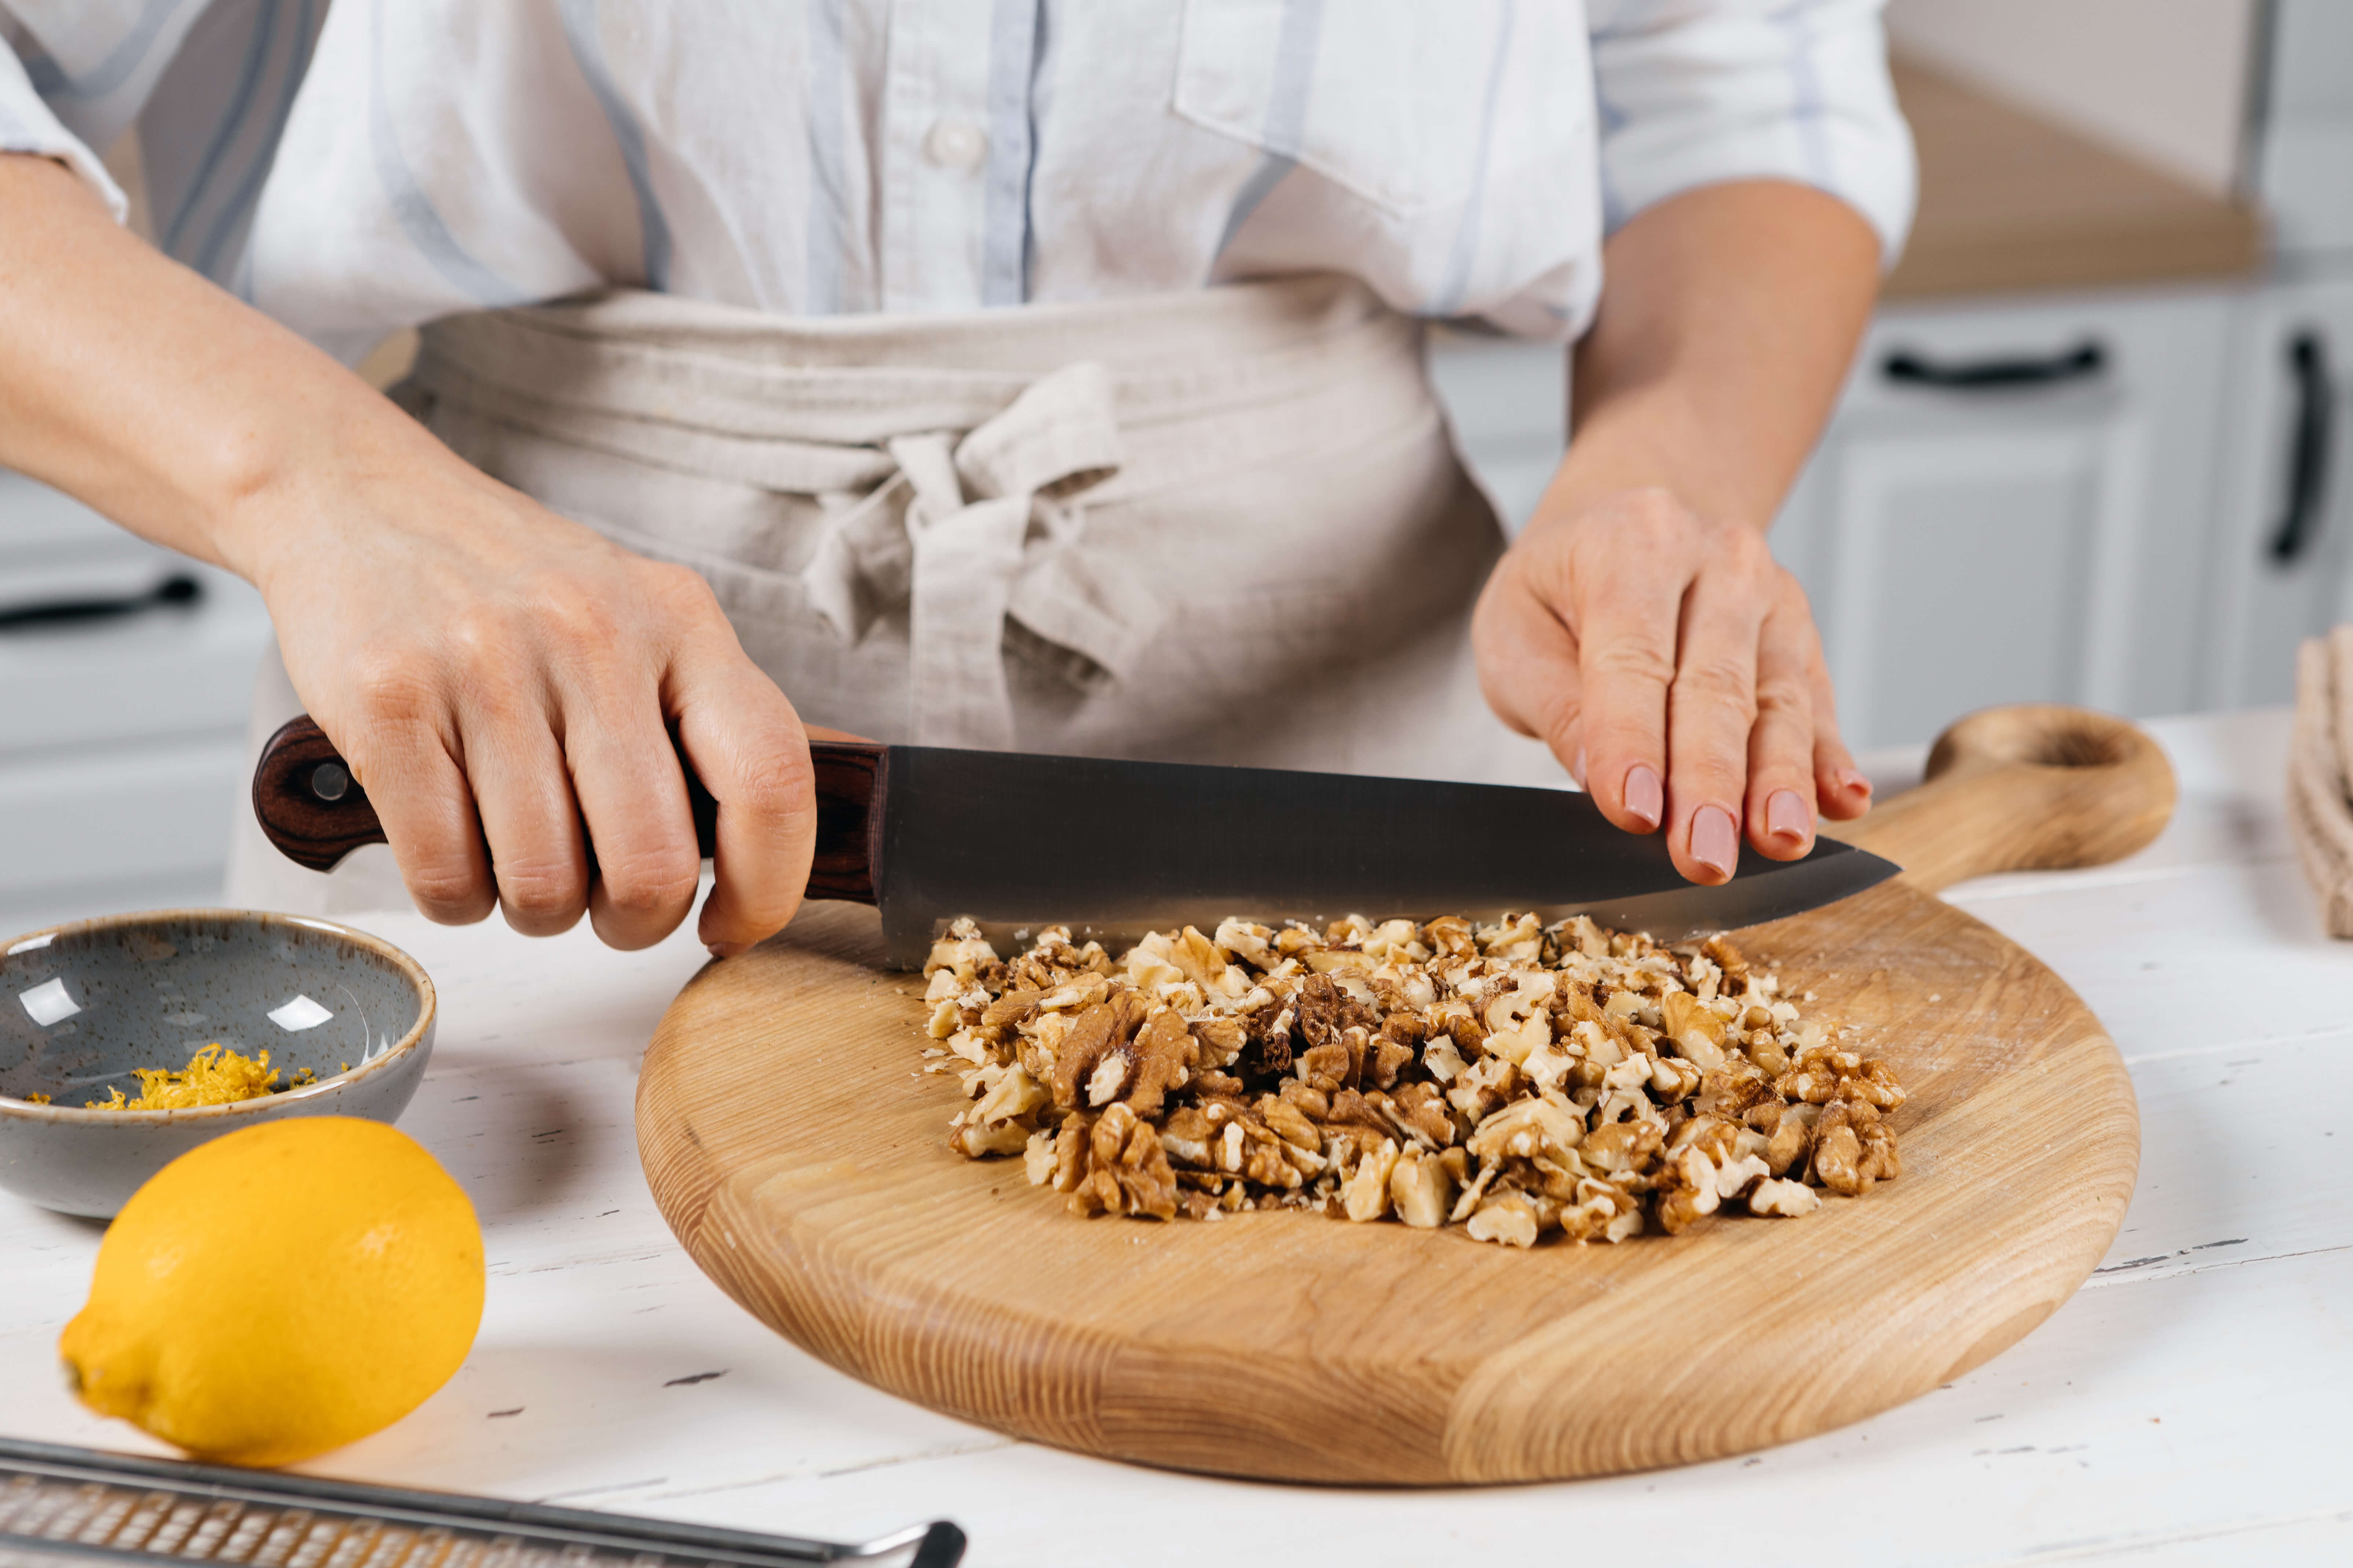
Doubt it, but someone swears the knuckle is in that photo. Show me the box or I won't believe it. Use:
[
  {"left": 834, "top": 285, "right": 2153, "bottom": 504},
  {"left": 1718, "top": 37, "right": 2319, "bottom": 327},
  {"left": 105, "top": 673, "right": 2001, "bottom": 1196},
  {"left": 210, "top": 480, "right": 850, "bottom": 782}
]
[
  {"left": 1584, "top": 643, "right": 1676, "bottom": 688},
  {"left": 1706, "top": 529, "right": 1777, "bottom": 589},
  {"left": 726, "top": 739, "right": 817, "bottom": 828},
  {"left": 596, "top": 846, "right": 702, "bottom": 918},
  {"left": 648, "top": 562, "right": 725, "bottom": 623},
  {"left": 349, "top": 648, "right": 439, "bottom": 726},
  {"left": 406, "top": 863, "right": 490, "bottom": 921},
  {"left": 497, "top": 857, "right": 586, "bottom": 920},
  {"left": 1671, "top": 659, "right": 1760, "bottom": 715},
  {"left": 444, "top": 603, "right": 519, "bottom": 665},
  {"left": 1619, "top": 487, "right": 1690, "bottom": 535},
  {"left": 1532, "top": 695, "right": 1585, "bottom": 756},
  {"left": 1754, "top": 671, "right": 1813, "bottom": 720},
  {"left": 1717, "top": 520, "right": 1769, "bottom": 560},
  {"left": 529, "top": 578, "right": 622, "bottom": 652}
]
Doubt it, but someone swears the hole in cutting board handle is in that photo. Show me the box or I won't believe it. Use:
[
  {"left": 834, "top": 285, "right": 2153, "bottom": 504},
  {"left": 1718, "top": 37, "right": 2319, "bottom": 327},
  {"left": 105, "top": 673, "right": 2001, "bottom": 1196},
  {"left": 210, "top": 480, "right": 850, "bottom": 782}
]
[
  {"left": 1844, "top": 704, "right": 2180, "bottom": 891},
  {"left": 1925, "top": 704, "right": 2148, "bottom": 779}
]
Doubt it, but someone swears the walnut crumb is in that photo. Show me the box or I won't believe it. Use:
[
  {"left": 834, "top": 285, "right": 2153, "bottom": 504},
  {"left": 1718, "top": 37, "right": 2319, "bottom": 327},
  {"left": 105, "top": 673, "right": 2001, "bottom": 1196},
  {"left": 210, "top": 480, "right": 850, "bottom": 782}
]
[{"left": 913, "top": 915, "right": 1901, "bottom": 1246}]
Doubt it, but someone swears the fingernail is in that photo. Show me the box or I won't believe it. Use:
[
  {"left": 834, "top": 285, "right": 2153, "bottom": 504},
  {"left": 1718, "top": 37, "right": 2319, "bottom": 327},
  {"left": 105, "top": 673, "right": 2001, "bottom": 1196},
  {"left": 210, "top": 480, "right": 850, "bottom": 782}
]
[
  {"left": 1837, "top": 768, "right": 1872, "bottom": 799},
  {"left": 1691, "top": 805, "right": 1739, "bottom": 879},
  {"left": 1571, "top": 747, "right": 1587, "bottom": 787},
  {"left": 1766, "top": 788, "right": 1810, "bottom": 845},
  {"left": 707, "top": 941, "right": 743, "bottom": 960},
  {"left": 1622, "top": 765, "right": 1663, "bottom": 830}
]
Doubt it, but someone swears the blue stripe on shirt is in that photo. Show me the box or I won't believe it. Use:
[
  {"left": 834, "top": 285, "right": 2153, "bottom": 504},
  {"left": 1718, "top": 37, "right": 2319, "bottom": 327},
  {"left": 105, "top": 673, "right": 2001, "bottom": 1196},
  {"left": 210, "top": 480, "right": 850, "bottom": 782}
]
[
  {"left": 1020, "top": 0, "right": 1051, "bottom": 299},
  {"left": 979, "top": 0, "right": 1041, "bottom": 308},
  {"left": 1779, "top": 1, "right": 1835, "bottom": 188},
  {"left": 558, "top": 0, "right": 674, "bottom": 292},
  {"left": 164, "top": 0, "right": 281, "bottom": 258},
  {"left": 803, "top": 0, "right": 849, "bottom": 314},
  {"left": 21, "top": 0, "right": 183, "bottom": 99},
  {"left": 1212, "top": 0, "right": 1325, "bottom": 262},
  {"left": 367, "top": 0, "right": 529, "bottom": 307},
  {"left": 196, "top": 0, "right": 313, "bottom": 280},
  {"left": 1433, "top": 0, "right": 1516, "bottom": 315}
]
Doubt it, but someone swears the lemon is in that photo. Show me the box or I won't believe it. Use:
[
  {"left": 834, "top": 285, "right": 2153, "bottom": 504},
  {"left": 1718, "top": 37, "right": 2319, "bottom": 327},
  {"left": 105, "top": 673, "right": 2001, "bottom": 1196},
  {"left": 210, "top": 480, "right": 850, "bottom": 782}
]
[{"left": 59, "top": 1117, "right": 484, "bottom": 1466}]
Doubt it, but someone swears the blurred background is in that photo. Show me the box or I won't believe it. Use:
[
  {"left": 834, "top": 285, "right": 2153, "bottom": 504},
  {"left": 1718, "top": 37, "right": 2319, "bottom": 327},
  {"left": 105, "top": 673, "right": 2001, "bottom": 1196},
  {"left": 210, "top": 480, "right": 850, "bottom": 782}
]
[{"left": 2, "top": 0, "right": 2346, "bottom": 934}]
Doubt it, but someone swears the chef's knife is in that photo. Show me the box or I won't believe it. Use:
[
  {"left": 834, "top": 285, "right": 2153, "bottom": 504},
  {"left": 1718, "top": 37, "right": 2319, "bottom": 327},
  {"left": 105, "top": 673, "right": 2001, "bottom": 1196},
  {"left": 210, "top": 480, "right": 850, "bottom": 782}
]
[{"left": 253, "top": 715, "right": 1898, "bottom": 968}]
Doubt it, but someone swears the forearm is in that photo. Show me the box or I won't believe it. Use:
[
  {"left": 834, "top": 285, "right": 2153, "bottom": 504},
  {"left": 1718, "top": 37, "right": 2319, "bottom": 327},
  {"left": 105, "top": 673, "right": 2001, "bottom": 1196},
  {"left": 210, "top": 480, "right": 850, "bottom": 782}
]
[
  {"left": 0, "top": 153, "right": 464, "bottom": 585},
  {"left": 1546, "top": 179, "right": 1882, "bottom": 531}
]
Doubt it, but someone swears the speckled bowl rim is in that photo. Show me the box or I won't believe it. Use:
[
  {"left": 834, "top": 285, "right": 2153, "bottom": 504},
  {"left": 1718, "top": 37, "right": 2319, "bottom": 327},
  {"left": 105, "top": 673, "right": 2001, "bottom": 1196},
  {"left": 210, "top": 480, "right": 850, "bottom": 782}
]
[{"left": 0, "top": 909, "right": 435, "bottom": 1125}]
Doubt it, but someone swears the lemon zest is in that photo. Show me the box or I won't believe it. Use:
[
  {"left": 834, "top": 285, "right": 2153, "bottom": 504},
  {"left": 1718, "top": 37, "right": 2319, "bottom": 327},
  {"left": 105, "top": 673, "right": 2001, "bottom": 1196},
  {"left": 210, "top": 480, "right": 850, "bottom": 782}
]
[{"left": 85, "top": 1044, "right": 315, "bottom": 1111}]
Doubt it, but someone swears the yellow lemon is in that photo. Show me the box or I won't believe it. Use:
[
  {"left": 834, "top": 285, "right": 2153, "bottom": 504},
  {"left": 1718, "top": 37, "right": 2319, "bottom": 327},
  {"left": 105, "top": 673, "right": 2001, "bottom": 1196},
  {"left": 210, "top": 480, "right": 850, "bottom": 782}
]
[{"left": 59, "top": 1117, "right": 483, "bottom": 1466}]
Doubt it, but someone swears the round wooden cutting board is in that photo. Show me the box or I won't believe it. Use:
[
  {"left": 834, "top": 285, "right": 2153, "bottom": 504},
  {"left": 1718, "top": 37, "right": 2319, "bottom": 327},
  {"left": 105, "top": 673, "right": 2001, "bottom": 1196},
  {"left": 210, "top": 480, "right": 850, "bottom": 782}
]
[{"left": 636, "top": 706, "right": 2173, "bottom": 1484}]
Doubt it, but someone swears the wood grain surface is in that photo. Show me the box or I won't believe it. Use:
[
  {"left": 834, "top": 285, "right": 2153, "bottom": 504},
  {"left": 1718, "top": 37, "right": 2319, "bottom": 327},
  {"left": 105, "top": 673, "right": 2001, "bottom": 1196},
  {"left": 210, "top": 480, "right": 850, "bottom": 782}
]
[{"left": 635, "top": 706, "right": 2160, "bottom": 1484}]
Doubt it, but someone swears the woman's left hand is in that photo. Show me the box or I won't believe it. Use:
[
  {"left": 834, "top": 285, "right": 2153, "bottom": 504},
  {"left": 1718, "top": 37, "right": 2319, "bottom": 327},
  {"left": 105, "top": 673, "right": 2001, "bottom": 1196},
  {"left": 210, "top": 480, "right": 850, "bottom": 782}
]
[
  {"left": 1472, "top": 484, "right": 1871, "bottom": 886},
  {"left": 1469, "top": 179, "right": 1889, "bottom": 884}
]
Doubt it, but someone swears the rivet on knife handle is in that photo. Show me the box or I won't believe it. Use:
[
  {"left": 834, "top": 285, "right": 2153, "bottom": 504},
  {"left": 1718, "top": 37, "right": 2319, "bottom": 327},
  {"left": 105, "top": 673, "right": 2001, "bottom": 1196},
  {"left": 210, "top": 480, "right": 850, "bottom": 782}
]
[{"left": 252, "top": 714, "right": 887, "bottom": 905}]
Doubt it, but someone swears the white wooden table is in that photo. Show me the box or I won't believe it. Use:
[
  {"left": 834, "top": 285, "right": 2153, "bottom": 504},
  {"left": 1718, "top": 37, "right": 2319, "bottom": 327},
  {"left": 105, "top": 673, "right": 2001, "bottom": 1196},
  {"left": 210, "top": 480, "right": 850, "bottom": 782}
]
[{"left": 6, "top": 710, "right": 2350, "bottom": 1567}]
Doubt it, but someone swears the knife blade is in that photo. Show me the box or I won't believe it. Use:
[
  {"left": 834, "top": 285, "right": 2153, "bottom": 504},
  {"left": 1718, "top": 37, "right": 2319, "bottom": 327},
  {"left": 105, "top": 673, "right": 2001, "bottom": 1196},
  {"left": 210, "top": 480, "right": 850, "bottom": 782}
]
[{"left": 253, "top": 717, "right": 1899, "bottom": 968}]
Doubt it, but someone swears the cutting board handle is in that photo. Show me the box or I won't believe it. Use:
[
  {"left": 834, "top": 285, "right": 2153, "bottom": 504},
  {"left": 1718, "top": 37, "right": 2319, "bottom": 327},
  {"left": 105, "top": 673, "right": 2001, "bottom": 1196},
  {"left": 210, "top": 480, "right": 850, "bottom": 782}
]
[
  {"left": 253, "top": 714, "right": 886, "bottom": 902},
  {"left": 1829, "top": 704, "right": 2175, "bottom": 894}
]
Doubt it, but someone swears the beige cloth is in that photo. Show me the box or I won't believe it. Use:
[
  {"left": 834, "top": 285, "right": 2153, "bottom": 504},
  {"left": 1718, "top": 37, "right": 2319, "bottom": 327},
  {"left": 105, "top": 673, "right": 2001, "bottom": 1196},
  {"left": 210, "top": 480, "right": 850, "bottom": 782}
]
[
  {"left": 2288, "top": 626, "right": 2353, "bottom": 937},
  {"left": 226, "top": 275, "right": 1562, "bottom": 915}
]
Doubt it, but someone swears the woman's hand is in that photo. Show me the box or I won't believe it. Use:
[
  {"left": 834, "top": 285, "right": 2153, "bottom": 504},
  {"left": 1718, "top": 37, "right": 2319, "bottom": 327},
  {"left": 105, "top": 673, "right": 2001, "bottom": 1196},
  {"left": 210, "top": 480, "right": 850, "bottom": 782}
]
[
  {"left": 0, "top": 151, "right": 814, "bottom": 955},
  {"left": 1471, "top": 180, "right": 1888, "bottom": 880},
  {"left": 1473, "top": 486, "right": 1870, "bottom": 885},
  {"left": 248, "top": 460, "right": 816, "bottom": 954}
]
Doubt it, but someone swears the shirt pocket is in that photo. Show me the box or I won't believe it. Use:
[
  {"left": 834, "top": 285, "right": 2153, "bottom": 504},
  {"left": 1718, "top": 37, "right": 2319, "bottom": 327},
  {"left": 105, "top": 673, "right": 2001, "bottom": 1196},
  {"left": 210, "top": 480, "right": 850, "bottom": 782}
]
[{"left": 1172, "top": 0, "right": 1581, "bottom": 219}]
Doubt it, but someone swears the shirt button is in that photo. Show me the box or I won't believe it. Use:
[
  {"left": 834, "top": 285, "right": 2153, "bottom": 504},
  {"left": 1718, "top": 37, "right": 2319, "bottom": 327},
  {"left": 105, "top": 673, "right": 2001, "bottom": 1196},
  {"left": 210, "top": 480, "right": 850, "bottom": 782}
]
[{"left": 924, "top": 118, "right": 988, "bottom": 173}]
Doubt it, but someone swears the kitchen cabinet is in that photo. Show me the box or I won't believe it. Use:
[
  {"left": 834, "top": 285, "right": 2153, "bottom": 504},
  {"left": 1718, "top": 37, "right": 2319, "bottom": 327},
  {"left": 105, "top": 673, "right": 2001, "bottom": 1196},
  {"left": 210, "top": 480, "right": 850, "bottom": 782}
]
[
  {"left": 1428, "top": 283, "right": 2240, "bottom": 752},
  {"left": 0, "top": 470, "right": 272, "bottom": 934},
  {"left": 2255, "top": 0, "right": 2353, "bottom": 256},
  {"left": 1774, "top": 287, "right": 2237, "bottom": 747},
  {"left": 2201, "top": 274, "right": 2353, "bottom": 707}
]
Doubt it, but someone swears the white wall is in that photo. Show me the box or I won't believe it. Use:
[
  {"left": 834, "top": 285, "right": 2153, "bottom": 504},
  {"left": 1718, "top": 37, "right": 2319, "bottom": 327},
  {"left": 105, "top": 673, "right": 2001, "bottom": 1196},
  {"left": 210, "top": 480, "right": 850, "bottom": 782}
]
[{"left": 1885, "top": 0, "right": 2259, "bottom": 197}]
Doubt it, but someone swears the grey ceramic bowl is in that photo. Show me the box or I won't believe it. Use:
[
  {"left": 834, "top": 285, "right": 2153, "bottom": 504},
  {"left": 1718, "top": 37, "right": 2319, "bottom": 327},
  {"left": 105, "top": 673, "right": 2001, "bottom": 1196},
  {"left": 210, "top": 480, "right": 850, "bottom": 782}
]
[{"left": 0, "top": 910, "right": 436, "bottom": 1217}]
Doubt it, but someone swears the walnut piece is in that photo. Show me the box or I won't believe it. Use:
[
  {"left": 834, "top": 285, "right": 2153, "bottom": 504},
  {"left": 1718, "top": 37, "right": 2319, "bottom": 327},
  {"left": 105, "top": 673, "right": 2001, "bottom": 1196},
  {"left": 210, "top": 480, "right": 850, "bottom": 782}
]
[{"left": 914, "top": 911, "right": 1901, "bottom": 1245}]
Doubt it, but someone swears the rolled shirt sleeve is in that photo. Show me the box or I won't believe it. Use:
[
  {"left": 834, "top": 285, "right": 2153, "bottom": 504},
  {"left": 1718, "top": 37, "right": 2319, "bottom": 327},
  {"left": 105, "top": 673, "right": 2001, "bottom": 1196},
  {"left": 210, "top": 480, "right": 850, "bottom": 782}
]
[
  {"left": 0, "top": 41, "right": 126, "bottom": 219},
  {"left": 1588, "top": 0, "right": 1916, "bottom": 265}
]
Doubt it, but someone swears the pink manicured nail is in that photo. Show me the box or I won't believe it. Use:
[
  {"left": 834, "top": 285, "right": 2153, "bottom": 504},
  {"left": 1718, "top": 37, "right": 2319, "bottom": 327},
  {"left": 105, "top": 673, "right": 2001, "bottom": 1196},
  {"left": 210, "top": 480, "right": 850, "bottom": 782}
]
[
  {"left": 1766, "top": 788, "right": 1809, "bottom": 845},
  {"left": 1691, "top": 805, "right": 1738, "bottom": 879},
  {"left": 1622, "top": 765, "right": 1663, "bottom": 830},
  {"left": 1837, "top": 768, "right": 1872, "bottom": 799},
  {"left": 1571, "top": 747, "right": 1587, "bottom": 787}
]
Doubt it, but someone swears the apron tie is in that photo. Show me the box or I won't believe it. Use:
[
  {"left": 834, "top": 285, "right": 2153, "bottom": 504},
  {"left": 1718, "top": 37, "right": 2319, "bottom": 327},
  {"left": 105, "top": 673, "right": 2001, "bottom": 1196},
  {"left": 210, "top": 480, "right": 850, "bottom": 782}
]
[{"left": 795, "top": 362, "right": 1123, "bottom": 748}]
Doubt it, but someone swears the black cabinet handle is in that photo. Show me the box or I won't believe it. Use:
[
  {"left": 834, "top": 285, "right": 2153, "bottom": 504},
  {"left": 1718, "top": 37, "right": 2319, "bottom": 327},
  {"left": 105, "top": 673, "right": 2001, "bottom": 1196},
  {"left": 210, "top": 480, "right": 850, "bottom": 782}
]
[
  {"left": 0, "top": 572, "right": 202, "bottom": 633},
  {"left": 2269, "top": 331, "right": 2337, "bottom": 565},
  {"left": 1883, "top": 341, "right": 2106, "bottom": 390}
]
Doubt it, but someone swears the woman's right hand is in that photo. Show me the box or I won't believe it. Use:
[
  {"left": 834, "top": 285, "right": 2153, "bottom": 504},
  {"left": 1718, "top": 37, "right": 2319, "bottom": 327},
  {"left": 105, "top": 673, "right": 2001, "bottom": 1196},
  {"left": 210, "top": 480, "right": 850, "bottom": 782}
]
[
  {"left": 0, "top": 151, "right": 814, "bottom": 955},
  {"left": 247, "top": 458, "right": 818, "bottom": 955}
]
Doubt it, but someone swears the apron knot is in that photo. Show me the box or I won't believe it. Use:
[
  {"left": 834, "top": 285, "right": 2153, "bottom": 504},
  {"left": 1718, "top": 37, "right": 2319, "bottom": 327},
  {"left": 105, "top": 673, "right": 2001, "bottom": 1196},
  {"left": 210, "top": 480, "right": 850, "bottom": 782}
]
[{"left": 796, "top": 361, "right": 1124, "bottom": 748}]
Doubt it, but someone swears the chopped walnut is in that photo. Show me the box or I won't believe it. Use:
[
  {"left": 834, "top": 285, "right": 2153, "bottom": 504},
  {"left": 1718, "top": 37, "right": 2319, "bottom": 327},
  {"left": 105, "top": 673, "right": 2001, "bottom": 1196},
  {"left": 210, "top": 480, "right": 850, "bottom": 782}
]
[
  {"left": 1466, "top": 1192, "right": 1541, "bottom": 1248},
  {"left": 917, "top": 915, "right": 1899, "bottom": 1244},
  {"left": 1811, "top": 1101, "right": 1868, "bottom": 1196},
  {"left": 1748, "top": 1177, "right": 1820, "bottom": 1217},
  {"left": 1343, "top": 1139, "right": 1400, "bottom": 1221},
  {"left": 1388, "top": 1148, "right": 1454, "bottom": 1228}
]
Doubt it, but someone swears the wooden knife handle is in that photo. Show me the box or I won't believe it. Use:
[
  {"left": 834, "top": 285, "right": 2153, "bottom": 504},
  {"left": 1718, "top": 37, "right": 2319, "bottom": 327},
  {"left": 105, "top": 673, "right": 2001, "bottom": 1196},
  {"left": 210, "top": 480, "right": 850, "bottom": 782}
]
[
  {"left": 1828, "top": 704, "right": 2176, "bottom": 895},
  {"left": 252, "top": 715, "right": 888, "bottom": 903}
]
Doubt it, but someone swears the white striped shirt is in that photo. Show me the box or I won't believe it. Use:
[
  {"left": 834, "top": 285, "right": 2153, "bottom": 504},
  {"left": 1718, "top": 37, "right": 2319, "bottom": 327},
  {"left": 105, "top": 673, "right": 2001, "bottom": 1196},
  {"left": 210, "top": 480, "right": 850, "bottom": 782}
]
[{"left": 0, "top": 1, "right": 1913, "bottom": 363}]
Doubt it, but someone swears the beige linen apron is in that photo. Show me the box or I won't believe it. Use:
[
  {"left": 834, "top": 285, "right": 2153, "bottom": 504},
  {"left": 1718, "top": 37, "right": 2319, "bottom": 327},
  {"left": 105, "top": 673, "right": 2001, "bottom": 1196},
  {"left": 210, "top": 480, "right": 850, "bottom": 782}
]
[{"left": 225, "top": 275, "right": 1562, "bottom": 915}]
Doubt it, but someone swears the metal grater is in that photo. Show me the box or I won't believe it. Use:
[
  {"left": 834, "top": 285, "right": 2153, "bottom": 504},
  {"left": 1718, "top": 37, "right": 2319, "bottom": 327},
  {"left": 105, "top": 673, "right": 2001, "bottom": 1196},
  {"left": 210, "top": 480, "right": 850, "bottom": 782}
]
[{"left": 0, "top": 1441, "right": 962, "bottom": 1568}]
